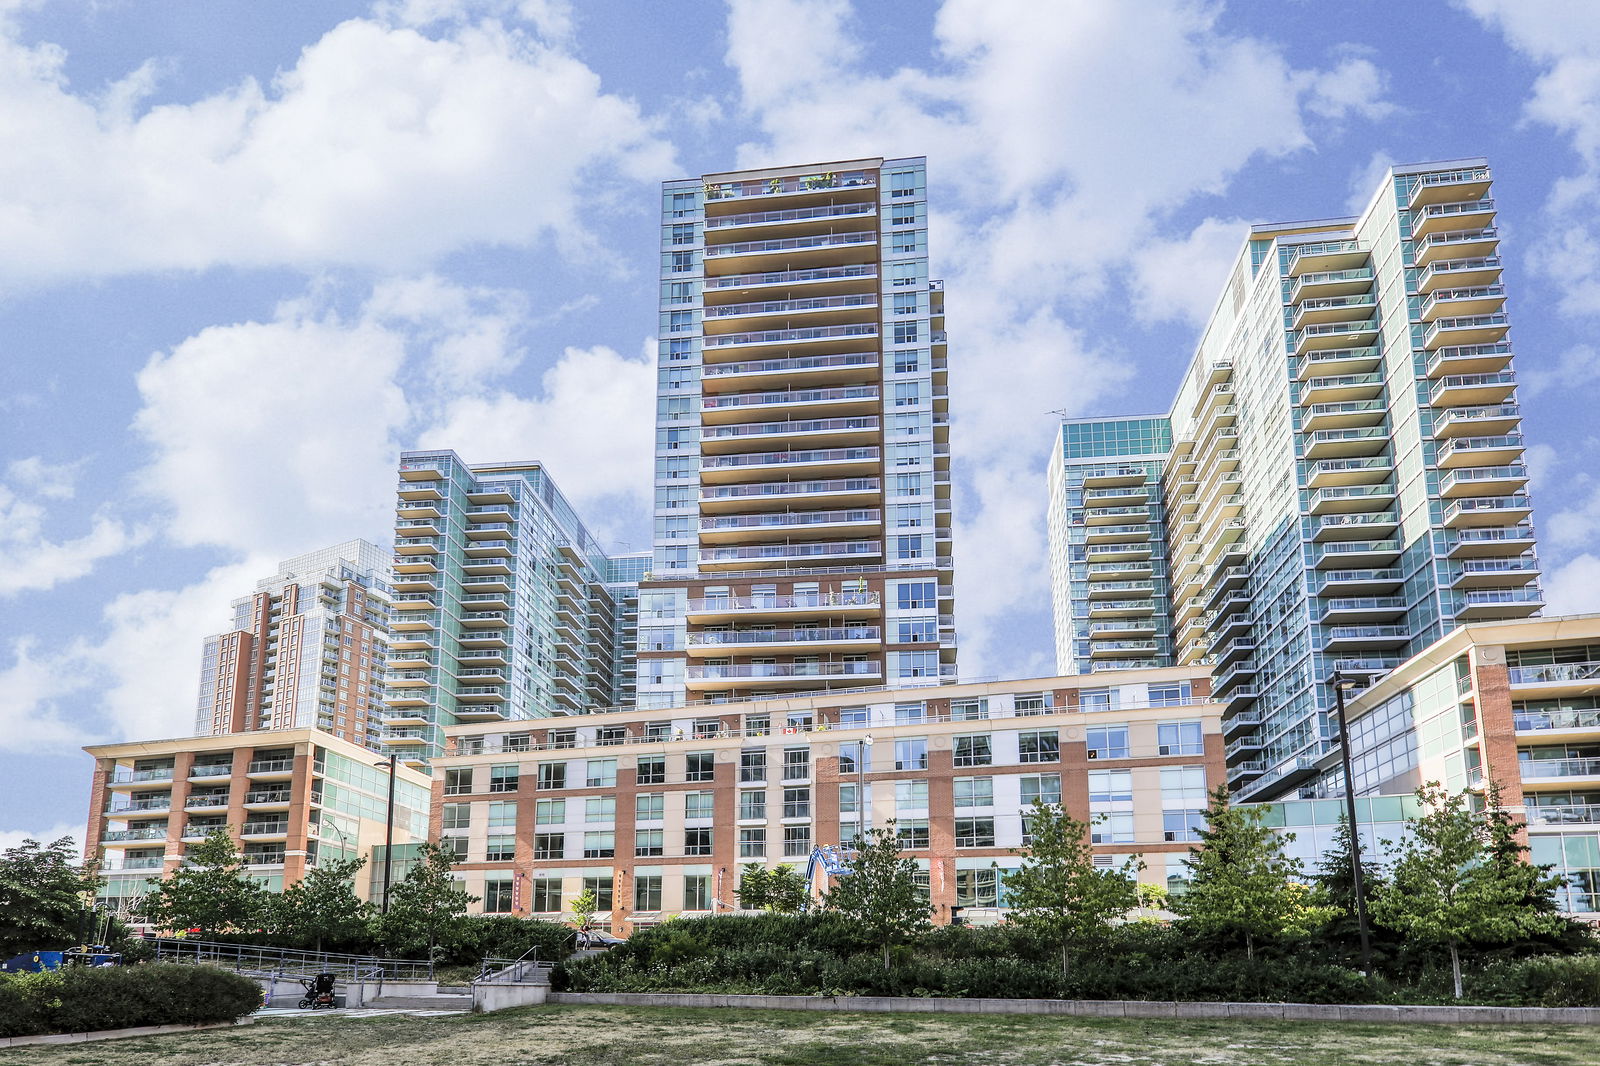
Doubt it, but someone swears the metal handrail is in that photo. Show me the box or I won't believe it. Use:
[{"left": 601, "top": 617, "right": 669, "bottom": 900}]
[{"left": 147, "top": 936, "right": 434, "bottom": 981}]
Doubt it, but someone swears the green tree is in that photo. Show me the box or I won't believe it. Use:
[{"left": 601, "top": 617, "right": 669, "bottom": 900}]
[
  {"left": 1312, "top": 813, "right": 1387, "bottom": 956},
  {"left": 1174, "top": 786, "right": 1332, "bottom": 959},
  {"left": 764, "top": 864, "right": 810, "bottom": 914},
  {"left": 1004, "top": 800, "right": 1141, "bottom": 974},
  {"left": 822, "top": 824, "right": 930, "bottom": 969},
  {"left": 0, "top": 837, "right": 100, "bottom": 957},
  {"left": 270, "top": 857, "right": 371, "bottom": 953},
  {"left": 735, "top": 864, "right": 770, "bottom": 911},
  {"left": 137, "top": 830, "right": 266, "bottom": 939},
  {"left": 569, "top": 888, "right": 598, "bottom": 934},
  {"left": 379, "top": 842, "right": 477, "bottom": 961},
  {"left": 1372, "top": 783, "right": 1565, "bottom": 998}
]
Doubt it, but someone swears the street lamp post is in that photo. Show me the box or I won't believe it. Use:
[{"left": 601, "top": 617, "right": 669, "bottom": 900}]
[
  {"left": 857, "top": 735, "right": 874, "bottom": 837},
  {"left": 379, "top": 752, "right": 398, "bottom": 915},
  {"left": 1330, "top": 671, "right": 1374, "bottom": 976}
]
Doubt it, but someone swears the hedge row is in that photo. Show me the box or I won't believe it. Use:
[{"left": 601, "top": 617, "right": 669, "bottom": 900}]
[{"left": 0, "top": 964, "right": 261, "bottom": 1038}]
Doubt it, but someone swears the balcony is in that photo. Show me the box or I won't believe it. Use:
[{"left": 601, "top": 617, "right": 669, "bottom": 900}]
[
  {"left": 1087, "top": 597, "right": 1157, "bottom": 618},
  {"left": 390, "top": 611, "right": 439, "bottom": 633},
  {"left": 1084, "top": 522, "right": 1151, "bottom": 545},
  {"left": 1290, "top": 267, "right": 1374, "bottom": 303},
  {"left": 385, "top": 669, "right": 434, "bottom": 689},
  {"left": 700, "top": 416, "right": 880, "bottom": 452},
  {"left": 1323, "top": 625, "right": 1411, "bottom": 652},
  {"left": 701, "top": 385, "right": 879, "bottom": 423},
  {"left": 240, "top": 820, "right": 290, "bottom": 839},
  {"left": 1088, "top": 618, "right": 1158, "bottom": 638},
  {"left": 1444, "top": 494, "right": 1533, "bottom": 528},
  {"left": 1451, "top": 555, "right": 1541, "bottom": 590},
  {"left": 704, "top": 170, "right": 878, "bottom": 202},
  {"left": 1319, "top": 596, "right": 1407, "bottom": 624},
  {"left": 698, "top": 540, "right": 882, "bottom": 570},
  {"left": 1440, "top": 465, "right": 1528, "bottom": 499},
  {"left": 1314, "top": 538, "right": 1402, "bottom": 568},
  {"left": 1409, "top": 168, "right": 1492, "bottom": 210},
  {"left": 1304, "top": 427, "right": 1389, "bottom": 459},
  {"left": 461, "top": 556, "right": 513, "bottom": 576},
  {"left": 1417, "top": 256, "right": 1503, "bottom": 295},
  {"left": 1412, "top": 198, "right": 1496, "bottom": 241},
  {"left": 1089, "top": 640, "right": 1161, "bottom": 659},
  {"left": 395, "top": 479, "right": 444, "bottom": 501},
  {"left": 1287, "top": 239, "right": 1367, "bottom": 277},
  {"left": 703, "top": 294, "right": 879, "bottom": 332},
  {"left": 1081, "top": 465, "right": 1150, "bottom": 489},
  {"left": 1429, "top": 370, "right": 1517, "bottom": 408},
  {"left": 1508, "top": 660, "right": 1600, "bottom": 696},
  {"left": 699, "top": 477, "right": 879, "bottom": 514},
  {"left": 1436, "top": 434, "right": 1523, "bottom": 470},
  {"left": 704, "top": 200, "right": 877, "bottom": 233},
  {"left": 392, "top": 553, "right": 440, "bottom": 575},
  {"left": 687, "top": 626, "right": 882, "bottom": 655},
  {"left": 1526, "top": 804, "right": 1600, "bottom": 826},
  {"left": 107, "top": 767, "right": 175, "bottom": 787},
  {"left": 702, "top": 230, "right": 877, "bottom": 270},
  {"left": 1308, "top": 457, "right": 1394, "bottom": 488},
  {"left": 183, "top": 793, "right": 231, "bottom": 811},
  {"left": 1301, "top": 399, "right": 1386, "bottom": 433},
  {"left": 1444, "top": 525, "right": 1538, "bottom": 559},
  {"left": 1518, "top": 756, "right": 1600, "bottom": 784},
  {"left": 1291, "top": 294, "right": 1378, "bottom": 331},
  {"left": 456, "top": 703, "right": 509, "bottom": 723},
  {"left": 703, "top": 262, "right": 878, "bottom": 293},
  {"left": 381, "top": 729, "right": 431, "bottom": 748},
  {"left": 699, "top": 508, "right": 881, "bottom": 544},
  {"left": 1296, "top": 345, "right": 1382, "bottom": 381},
  {"left": 1434, "top": 403, "right": 1521, "bottom": 438},
  {"left": 1414, "top": 228, "right": 1498, "bottom": 268},
  {"left": 1300, "top": 372, "right": 1384, "bottom": 406},
  {"left": 459, "top": 629, "right": 511, "bottom": 649},
  {"left": 700, "top": 351, "right": 879, "bottom": 391},
  {"left": 1295, "top": 318, "right": 1380, "bottom": 356},
  {"left": 187, "top": 763, "right": 234, "bottom": 780},
  {"left": 1087, "top": 561, "right": 1155, "bottom": 582},
  {"left": 1514, "top": 707, "right": 1600, "bottom": 740},
  {"left": 684, "top": 591, "right": 880, "bottom": 624},
  {"left": 242, "top": 790, "right": 292, "bottom": 809},
  {"left": 1454, "top": 589, "right": 1543, "bottom": 620},
  {"left": 1420, "top": 285, "right": 1507, "bottom": 324},
  {"left": 684, "top": 661, "right": 883, "bottom": 690},
  {"left": 1084, "top": 504, "right": 1152, "bottom": 525},
  {"left": 1087, "top": 580, "right": 1154, "bottom": 599},
  {"left": 1083, "top": 485, "right": 1150, "bottom": 507},
  {"left": 465, "top": 502, "right": 515, "bottom": 522},
  {"left": 699, "top": 446, "right": 880, "bottom": 484},
  {"left": 1426, "top": 316, "right": 1513, "bottom": 357},
  {"left": 1309, "top": 484, "right": 1396, "bottom": 515}
]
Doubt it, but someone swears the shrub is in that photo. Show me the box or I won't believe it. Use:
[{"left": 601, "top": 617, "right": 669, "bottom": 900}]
[
  {"left": 441, "top": 916, "right": 575, "bottom": 967},
  {"left": 1470, "top": 955, "right": 1600, "bottom": 1007},
  {"left": 0, "top": 964, "right": 261, "bottom": 1036},
  {"left": 0, "top": 971, "right": 60, "bottom": 1037}
]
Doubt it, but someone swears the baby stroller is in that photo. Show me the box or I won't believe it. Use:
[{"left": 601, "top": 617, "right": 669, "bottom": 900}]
[{"left": 297, "top": 973, "right": 338, "bottom": 1010}]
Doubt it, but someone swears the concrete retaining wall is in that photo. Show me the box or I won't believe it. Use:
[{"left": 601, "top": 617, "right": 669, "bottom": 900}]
[
  {"left": 474, "top": 982, "right": 549, "bottom": 1012},
  {"left": 547, "top": 992, "right": 1600, "bottom": 1025},
  {"left": 0, "top": 1018, "right": 254, "bottom": 1048}
]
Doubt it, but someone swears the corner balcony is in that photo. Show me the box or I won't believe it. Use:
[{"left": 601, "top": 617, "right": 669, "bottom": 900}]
[
  {"left": 698, "top": 539, "right": 883, "bottom": 571},
  {"left": 1087, "top": 597, "right": 1157, "bottom": 618},
  {"left": 1440, "top": 464, "right": 1528, "bottom": 499},
  {"left": 395, "top": 479, "right": 444, "bottom": 501},
  {"left": 1323, "top": 625, "right": 1411, "bottom": 652},
  {"left": 703, "top": 169, "right": 878, "bottom": 203},
  {"left": 462, "top": 556, "right": 512, "bottom": 577},
  {"left": 1508, "top": 660, "right": 1600, "bottom": 697},
  {"left": 1086, "top": 541, "right": 1154, "bottom": 564},
  {"left": 1304, "top": 427, "right": 1389, "bottom": 460},
  {"left": 1434, "top": 403, "right": 1521, "bottom": 439},
  {"left": 684, "top": 591, "right": 880, "bottom": 624},
  {"left": 1414, "top": 228, "right": 1499, "bottom": 268},
  {"left": 684, "top": 660, "right": 883, "bottom": 690},
  {"left": 101, "top": 827, "right": 169, "bottom": 845},
  {"left": 384, "top": 669, "right": 434, "bottom": 689},
  {"left": 1309, "top": 484, "right": 1396, "bottom": 515},
  {"left": 1317, "top": 567, "right": 1405, "bottom": 596},
  {"left": 1300, "top": 372, "right": 1384, "bottom": 406},
  {"left": 380, "top": 710, "right": 430, "bottom": 729},
  {"left": 1287, "top": 239, "right": 1367, "bottom": 277},
  {"left": 456, "top": 685, "right": 508, "bottom": 703},
  {"left": 106, "top": 767, "right": 175, "bottom": 789},
  {"left": 380, "top": 729, "right": 431, "bottom": 748},
  {"left": 1412, "top": 198, "right": 1496, "bottom": 241},
  {"left": 395, "top": 519, "right": 442, "bottom": 538},
  {"left": 1451, "top": 555, "right": 1541, "bottom": 590},
  {"left": 391, "top": 592, "right": 439, "bottom": 612},
  {"left": 1084, "top": 522, "right": 1151, "bottom": 545},
  {"left": 1425, "top": 342, "right": 1513, "bottom": 381},
  {"left": 1313, "top": 511, "right": 1399, "bottom": 543},
  {"left": 700, "top": 351, "right": 880, "bottom": 391},
  {"left": 1289, "top": 267, "right": 1373, "bottom": 303},
  {"left": 1429, "top": 371, "right": 1516, "bottom": 408},
  {"left": 458, "top": 629, "right": 511, "bottom": 649},
  {"left": 1443, "top": 494, "right": 1533, "bottom": 528},
  {"left": 1296, "top": 345, "right": 1382, "bottom": 380},
  {"left": 1518, "top": 756, "right": 1600, "bottom": 787},
  {"left": 1308, "top": 457, "right": 1394, "bottom": 488},
  {"left": 700, "top": 416, "right": 880, "bottom": 453},
  {"left": 1418, "top": 256, "right": 1503, "bottom": 295},
  {"left": 1424, "top": 313, "right": 1511, "bottom": 353},
  {"left": 392, "top": 553, "right": 440, "bottom": 575},
  {"left": 1087, "top": 580, "right": 1155, "bottom": 600},
  {"left": 1436, "top": 434, "right": 1523, "bottom": 470},
  {"left": 1081, "top": 465, "right": 1151, "bottom": 489},
  {"left": 1088, "top": 618, "right": 1158, "bottom": 639},
  {"left": 390, "top": 610, "right": 439, "bottom": 633},
  {"left": 1314, "top": 538, "right": 1402, "bottom": 568},
  {"left": 1087, "top": 561, "right": 1155, "bottom": 582},
  {"left": 1454, "top": 588, "right": 1543, "bottom": 621},
  {"left": 1301, "top": 399, "right": 1386, "bottom": 433},
  {"left": 396, "top": 498, "right": 443, "bottom": 520},
  {"left": 462, "top": 591, "right": 512, "bottom": 611},
  {"left": 455, "top": 704, "right": 510, "bottom": 723},
  {"left": 1089, "top": 639, "right": 1161, "bottom": 660},
  {"left": 1084, "top": 504, "right": 1152, "bottom": 526},
  {"left": 1213, "top": 657, "right": 1259, "bottom": 695},
  {"left": 1420, "top": 286, "right": 1507, "bottom": 324},
  {"left": 464, "top": 539, "right": 514, "bottom": 558},
  {"left": 686, "top": 626, "right": 882, "bottom": 656},
  {"left": 1083, "top": 485, "right": 1151, "bottom": 507},
  {"left": 1319, "top": 596, "right": 1407, "bottom": 624},
  {"left": 700, "top": 446, "right": 880, "bottom": 484},
  {"left": 105, "top": 797, "right": 172, "bottom": 817},
  {"left": 1291, "top": 294, "right": 1378, "bottom": 331},
  {"left": 1409, "top": 167, "right": 1491, "bottom": 210},
  {"left": 1215, "top": 637, "right": 1256, "bottom": 668},
  {"left": 1514, "top": 707, "right": 1600, "bottom": 744},
  {"left": 1444, "top": 525, "right": 1538, "bottom": 559}
]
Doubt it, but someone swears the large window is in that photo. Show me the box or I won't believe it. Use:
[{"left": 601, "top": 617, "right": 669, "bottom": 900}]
[
  {"left": 583, "top": 832, "right": 615, "bottom": 859},
  {"left": 634, "top": 875, "right": 662, "bottom": 911},
  {"left": 485, "top": 836, "right": 515, "bottom": 862},
  {"left": 530, "top": 878, "right": 561, "bottom": 914},
  {"left": 895, "top": 780, "right": 929, "bottom": 812},
  {"left": 635, "top": 829, "right": 664, "bottom": 857},
  {"left": 636, "top": 793, "right": 664, "bottom": 821},
  {"left": 536, "top": 762, "right": 566, "bottom": 790},
  {"left": 683, "top": 875, "right": 711, "bottom": 911},
  {"left": 637, "top": 756, "right": 666, "bottom": 785},
  {"left": 1019, "top": 731, "right": 1060, "bottom": 763},
  {"left": 685, "top": 791, "right": 715, "bottom": 819},
  {"left": 686, "top": 753, "right": 715, "bottom": 782},
  {"left": 955, "top": 818, "right": 995, "bottom": 848},
  {"left": 583, "top": 876, "right": 614, "bottom": 910},
  {"left": 1020, "top": 774, "right": 1062, "bottom": 807},
  {"left": 586, "top": 797, "right": 616, "bottom": 823},
  {"left": 896, "top": 820, "right": 930, "bottom": 849},
  {"left": 1086, "top": 725, "right": 1129, "bottom": 760},
  {"left": 489, "top": 765, "right": 519, "bottom": 793},
  {"left": 684, "top": 828, "right": 713, "bottom": 856},
  {"left": 1158, "top": 721, "right": 1205, "bottom": 756},
  {"left": 894, "top": 738, "right": 928, "bottom": 771},
  {"left": 740, "top": 749, "right": 766, "bottom": 782},
  {"left": 483, "top": 879, "right": 514, "bottom": 913},
  {"left": 444, "top": 768, "right": 473, "bottom": 796},
  {"left": 739, "top": 828, "right": 766, "bottom": 858},
  {"left": 954, "top": 776, "right": 993, "bottom": 809},
  {"left": 441, "top": 803, "right": 470, "bottom": 830},
  {"left": 586, "top": 759, "right": 617, "bottom": 788},
  {"left": 487, "top": 801, "right": 515, "bottom": 828},
  {"left": 782, "top": 787, "right": 811, "bottom": 819},
  {"left": 955, "top": 869, "right": 999, "bottom": 907},
  {"left": 533, "top": 833, "right": 564, "bottom": 860},
  {"left": 535, "top": 799, "right": 565, "bottom": 824},
  {"left": 739, "top": 789, "right": 766, "bottom": 820},
  {"left": 782, "top": 748, "right": 810, "bottom": 780},
  {"left": 953, "top": 735, "right": 992, "bottom": 767},
  {"left": 783, "top": 825, "right": 811, "bottom": 857}
]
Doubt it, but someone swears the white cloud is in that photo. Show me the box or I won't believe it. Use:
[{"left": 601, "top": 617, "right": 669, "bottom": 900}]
[
  {"left": 0, "top": 461, "right": 149, "bottom": 598},
  {"left": 1127, "top": 218, "right": 1249, "bottom": 326},
  {"left": 0, "top": 637, "right": 95, "bottom": 753},
  {"left": 0, "top": 9, "right": 673, "bottom": 285},
  {"left": 1345, "top": 149, "right": 1396, "bottom": 215},
  {"left": 1523, "top": 343, "right": 1600, "bottom": 397},
  {"left": 1543, "top": 553, "right": 1600, "bottom": 617},
  {"left": 0, "top": 823, "right": 85, "bottom": 853},
  {"left": 1304, "top": 56, "right": 1394, "bottom": 121}
]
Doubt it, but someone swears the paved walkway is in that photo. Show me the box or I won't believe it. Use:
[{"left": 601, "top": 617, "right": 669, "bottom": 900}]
[{"left": 258, "top": 1007, "right": 464, "bottom": 1019}]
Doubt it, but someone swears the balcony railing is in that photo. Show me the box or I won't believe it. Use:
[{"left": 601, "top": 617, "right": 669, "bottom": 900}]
[
  {"left": 700, "top": 477, "right": 878, "bottom": 502},
  {"left": 703, "top": 171, "right": 877, "bottom": 200},
  {"left": 686, "top": 662, "right": 882, "bottom": 680},
  {"left": 705, "top": 294, "right": 878, "bottom": 318},
  {"left": 686, "top": 592, "right": 880, "bottom": 612},
  {"left": 109, "top": 768, "right": 176, "bottom": 784},
  {"left": 702, "top": 447, "right": 878, "bottom": 470},
  {"left": 688, "top": 627, "right": 881, "bottom": 647},
  {"left": 704, "top": 323, "right": 879, "bottom": 348},
  {"left": 1514, "top": 708, "right": 1600, "bottom": 732},
  {"left": 706, "top": 201, "right": 877, "bottom": 229},
  {"left": 1525, "top": 804, "right": 1600, "bottom": 825},
  {"left": 1508, "top": 661, "right": 1600, "bottom": 686},
  {"left": 705, "top": 231, "right": 877, "bottom": 258},
  {"left": 704, "top": 386, "right": 879, "bottom": 410},
  {"left": 700, "top": 541, "right": 881, "bottom": 563},
  {"left": 702, "top": 352, "right": 878, "bottom": 378},
  {"left": 700, "top": 509, "right": 879, "bottom": 532},
  {"left": 703, "top": 416, "right": 879, "bottom": 440},
  {"left": 1519, "top": 757, "right": 1600, "bottom": 779},
  {"left": 704, "top": 264, "right": 878, "bottom": 289}
]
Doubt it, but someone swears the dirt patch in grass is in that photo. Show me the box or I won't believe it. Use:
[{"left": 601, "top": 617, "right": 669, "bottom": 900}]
[{"left": 2, "top": 1006, "right": 1597, "bottom": 1066}]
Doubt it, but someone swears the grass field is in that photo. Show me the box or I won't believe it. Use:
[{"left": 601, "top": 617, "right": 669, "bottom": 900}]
[{"left": 4, "top": 1004, "right": 1598, "bottom": 1066}]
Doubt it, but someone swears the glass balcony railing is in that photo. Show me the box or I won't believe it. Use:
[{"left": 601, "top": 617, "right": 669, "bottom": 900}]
[
  {"left": 1519, "top": 757, "right": 1600, "bottom": 779},
  {"left": 703, "top": 264, "right": 878, "bottom": 290},
  {"left": 706, "top": 201, "right": 876, "bottom": 229},
  {"left": 1508, "top": 661, "right": 1600, "bottom": 686},
  {"left": 705, "top": 231, "right": 876, "bottom": 258},
  {"left": 1514, "top": 708, "right": 1600, "bottom": 732}
]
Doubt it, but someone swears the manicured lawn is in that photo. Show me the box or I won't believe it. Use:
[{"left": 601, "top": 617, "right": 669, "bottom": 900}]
[{"left": 5, "top": 1004, "right": 1599, "bottom": 1066}]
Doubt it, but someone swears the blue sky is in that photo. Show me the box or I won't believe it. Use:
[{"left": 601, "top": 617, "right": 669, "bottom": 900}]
[{"left": 3, "top": 0, "right": 1599, "bottom": 847}]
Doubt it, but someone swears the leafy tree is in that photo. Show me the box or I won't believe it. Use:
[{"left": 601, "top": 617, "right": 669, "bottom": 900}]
[
  {"left": 764, "top": 864, "right": 810, "bottom": 914},
  {"left": 1372, "top": 783, "right": 1565, "bottom": 998},
  {"left": 0, "top": 837, "right": 100, "bottom": 957},
  {"left": 569, "top": 888, "right": 598, "bottom": 933},
  {"left": 1004, "top": 800, "right": 1140, "bottom": 973},
  {"left": 735, "top": 864, "right": 770, "bottom": 911},
  {"left": 1312, "top": 813, "right": 1387, "bottom": 957},
  {"left": 138, "top": 830, "right": 266, "bottom": 939},
  {"left": 379, "top": 842, "right": 477, "bottom": 960},
  {"left": 821, "top": 824, "right": 930, "bottom": 969},
  {"left": 269, "top": 857, "right": 371, "bottom": 953},
  {"left": 1174, "top": 786, "right": 1333, "bottom": 958}
]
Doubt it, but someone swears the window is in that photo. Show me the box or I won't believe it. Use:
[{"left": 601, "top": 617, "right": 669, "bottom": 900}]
[
  {"left": 1092, "top": 813, "right": 1134, "bottom": 845},
  {"left": 586, "top": 759, "right": 617, "bottom": 788},
  {"left": 782, "top": 787, "right": 810, "bottom": 819},
  {"left": 537, "top": 762, "right": 566, "bottom": 790},
  {"left": 550, "top": 730, "right": 577, "bottom": 749},
  {"left": 636, "top": 793, "right": 664, "bottom": 821},
  {"left": 953, "top": 735, "right": 992, "bottom": 768},
  {"left": 487, "top": 801, "right": 516, "bottom": 829},
  {"left": 890, "top": 170, "right": 918, "bottom": 197},
  {"left": 1020, "top": 774, "right": 1062, "bottom": 807},
  {"left": 838, "top": 739, "right": 871, "bottom": 775},
  {"left": 583, "top": 832, "right": 615, "bottom": 859},
  {"left": 782, "top": 748, "right": 809, "bottom": 780},
  {"left": 896, "top": 820, "right": 930, "bottom": 849},
  {"left": 1164, "top": 810, "right": 1205, "bottom": 843},
  {"left": 893, "top": 350, "right": 921, "bottom": 373},
  {"left": 483, "top": 879, "right": 514, "bottom": 914},
  {"left": 839, "top": 783, "right": 860, "bottom": 815},
  {"left": 683, "top": 874, "right": 710, "bottom": 911},
  {"left": 739, "top": 789, "right": 766, "bottom": 820},
  {"left": 535, "top": 798, "right": 564, "bottom": 824},
  {"left": 441, "top": 802, "right": 470, "bottom": 830},
  {"left": 669, "top": 222, "right": 695, "bottom": 246},
  {"left": 837, "top": 705, "right": 869, "bottom": 727},
  {"left": 597, "top": 726, "right": 626, "bottom": 747},
  {"left": 897, "top": 650, "right": 939, "bottom": 678},
  {"left": 951, "top": 698, "right": 988, "bottom": 721},
  {"left": 894, "top": 701, "right": 925, "bottom": 723},
  {"left": 685, "top": 791, "right": 715, "bottom": 819},
  {"left": 953, "top": 776, "right": 993, "bottom": 809},
  {"left": 894, "top": 738, "right": 928, "bottom": 771},
  {"left": 531, "top": 878, "right": 562, "bottom": 914},
  {"left": 637, "top": 756, "right": 666, "bottom": 785},
  {"left": 635, "top": 875, "right": 662, "bottom": 911},
  {"left": 486, "top": 836, "right": 515, "bottom": 862},
  {"left": 583, "top": 876, "right": 614, "bottom": 910},
  {"left": 897, "top": 619, "right": 937, "bottom": 644},
  {"left": 1078, "top": 688, "right": 1112, "bottom": 713},
  {"left": 445, "top": 836, "right": 469, "bottom": 861},
  {"left": 533, "top": 833, "right": 564, "bottom": 860},
  {"left": 1020, "top": 731, "right": 1060, "bottom": 763},
  {"left": 444, "top": 768, "right": 473, "bottom": 796},
  {"left": 783, "top": 825, "right": 811, "bottom": 857},
  {"left": 739, "top": 827, "right": 766, "bottom": 857},
  {"left": 684, "top": 828, "right": 713, "bottom": 856},
  {"left": 693, "top": 718, "right": 722, "bottom": 739},
  {"left": 586, "top": 797, "right": 616, "bottom": 823},
  {"left": 635, "top": 829, "right": 664, "bottom": 857},
  {"left": 897, "top": 581, "right": 937, "bottom": 610},
  {"left": 487, "top": 764, "right": 519, "bottom": 793},
  {"left": 956, "top": 868, "right": 998, "bottom": 907},
  {"left": 896, "top": 780, "right": 929, "bottom": 811},
  {"left": 890, "top": 231, "right": 922, "bottom": 253},
  {"left": 892, "top": 292, "right": 918, "bottom": 315},
  {"left": 955, "top": 818, "right": 995, "bottom": 848},
  {"left": 686, "top": 753, "right": 715, "bottom": 782},
  {"left": 1088, "top": 769, "right": 1134, "bottom": 806},
  {"left": 1086, "top": 725, "right": 1130, "bottom": 760},
  {"left": 1148, "top": 681, "right": 1191, "bottom": 707},
  {"left": 1158, "top": 721, "right": 1205, "bottom": 757}
]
